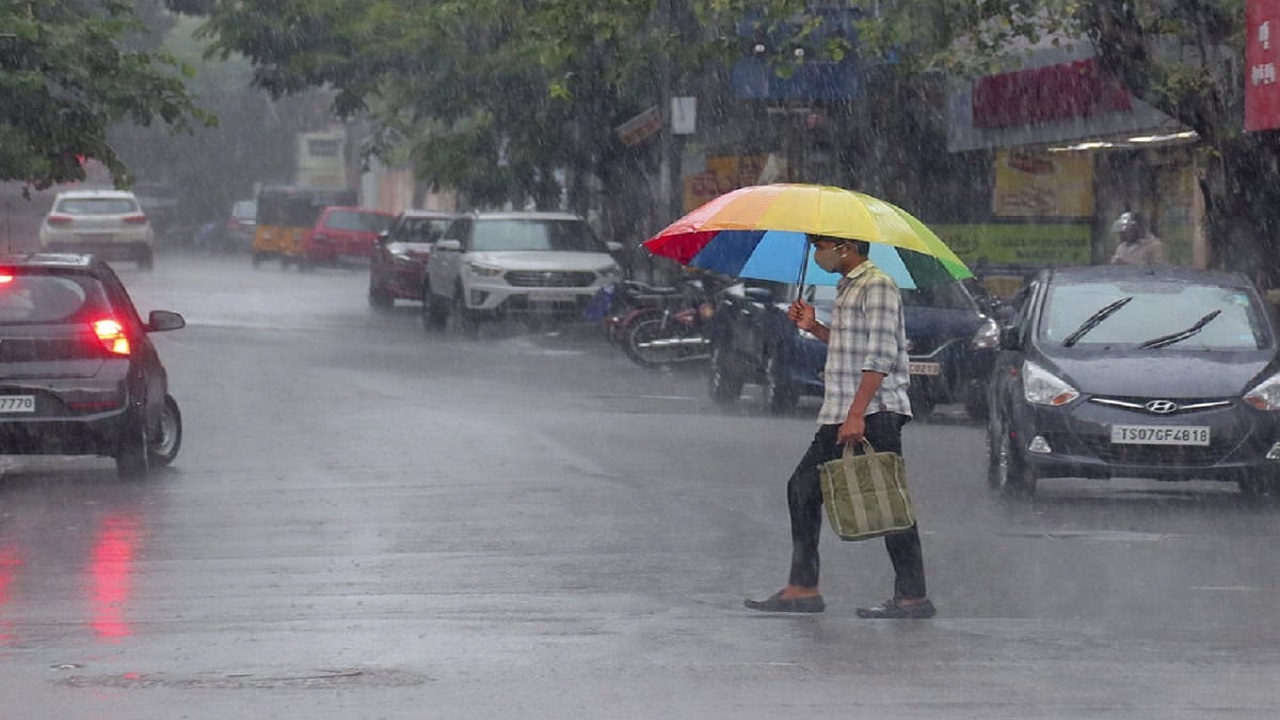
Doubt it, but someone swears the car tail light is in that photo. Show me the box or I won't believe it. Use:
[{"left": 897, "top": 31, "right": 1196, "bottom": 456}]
[
  {"left": 46, "top": 215, "right": 74, "bottom": 225},
  {"left": 0, "top": 274, "right": 13, "bottom": 285},
  {"left": 122, "top": 214, "right": 148, "bottom": 225},
  {"left": 92, "top": 319, "right": 131, "bottom": 356}
]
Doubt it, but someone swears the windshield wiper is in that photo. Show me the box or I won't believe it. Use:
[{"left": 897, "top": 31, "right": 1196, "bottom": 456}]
[
  {"left": 1138, "top": 310, "right": 1222, "bottom": 349},
  {"left": 1062, "top": 296, "right": 1133, "bottom": 348}
]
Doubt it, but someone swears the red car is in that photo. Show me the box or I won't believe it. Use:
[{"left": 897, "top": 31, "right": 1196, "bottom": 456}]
[
  {"left": 297, "top": 206, "right": 394, "bottom": 267},
  {"left": 368, "top": 210, "right": 457, "bottom": 309}
]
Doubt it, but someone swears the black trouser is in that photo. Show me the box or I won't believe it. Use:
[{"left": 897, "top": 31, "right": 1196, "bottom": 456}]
[{"left": 786, "top": 413, "right": 927, "bottom": 599}]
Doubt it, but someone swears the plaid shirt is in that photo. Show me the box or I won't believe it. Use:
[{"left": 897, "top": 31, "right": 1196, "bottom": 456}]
[{"left": 816, "top": 260, "right": 912, "bottom": 424}]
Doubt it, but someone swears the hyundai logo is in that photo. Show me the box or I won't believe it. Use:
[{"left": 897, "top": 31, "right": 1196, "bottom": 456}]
[{"left": 1145, "top": 399, "right": 1180, "bottom": 414}]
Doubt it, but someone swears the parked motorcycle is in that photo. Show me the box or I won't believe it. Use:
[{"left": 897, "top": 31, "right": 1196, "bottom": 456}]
[{"left": 621, "top": 280, "right": 719, "bottom": 368}]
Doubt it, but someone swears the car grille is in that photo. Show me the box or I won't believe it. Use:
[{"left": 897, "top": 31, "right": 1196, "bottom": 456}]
[
  {"left": 1078, "top": 438, "right": 1228, "bottom": 467},
  {"left": 1089, "top": 395, "right": 1234, "bottom": 416},
  {"left": 505, "top": 271, "right": 596, "bottom": 288}
]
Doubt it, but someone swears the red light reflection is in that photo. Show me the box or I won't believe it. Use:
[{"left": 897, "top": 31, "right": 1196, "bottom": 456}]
[
  {"left": 0, "top": 544, "right": 20, "bottom": 645},
  {"left": 88, "top": 514, "right": 141, "bottom": 641}
]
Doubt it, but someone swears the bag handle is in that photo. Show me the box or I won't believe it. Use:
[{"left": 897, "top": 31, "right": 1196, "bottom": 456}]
[{"left": 842, "top": 439, "right": 879, "bottom": 459}]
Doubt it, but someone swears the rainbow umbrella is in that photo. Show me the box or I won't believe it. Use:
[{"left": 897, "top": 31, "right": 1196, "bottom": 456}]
[{"left": 643, "top": 184, "right": 972, "bottom": 289}]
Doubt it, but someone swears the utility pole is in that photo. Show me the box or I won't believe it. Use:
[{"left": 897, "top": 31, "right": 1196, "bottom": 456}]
[{"left": 655, "top": 0, "right": 690, "bottom": 231}]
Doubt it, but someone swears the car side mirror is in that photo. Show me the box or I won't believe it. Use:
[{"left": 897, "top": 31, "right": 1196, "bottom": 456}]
[
  {"left": 743, "top": 287, "right": 773, "bottom": 303},
  {"left": 376, "top": 230, "right": 390, "bottom": 244},
  {"left": 434, "top": 239, "right": 463, "bottom": 252},
  {"left": 147, "top": 310, "right": 185, "bottom": 333},
  {"left": 999, "top": 325, "right": 1022, "bottom": 351},
  {"left": 605, "top": 241, "right": 624, "bottom": 254}
]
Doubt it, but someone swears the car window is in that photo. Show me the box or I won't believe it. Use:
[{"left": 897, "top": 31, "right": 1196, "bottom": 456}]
[
  {"left": 1041, "top": 279, "right": 1269, "bottom": 350},
  {"left": 400, "top": 217, "right": 450, "bottom": 242},
  {"left": 231, "top": 200, "right": 257, "bottom": 220},
  {"left": 323, "top": 210, "right": 392, "bottom": 233},
  {"left": 901, "top": 281, "right": 975, "bottom": 310},
  {"left": 443, "top": 218, "right": 471, "bottom": 243},
  {"left": 471, "top": 219, "right": 600, "bottom": 252},
  {"left": 0, "top": 274, "right": 105, "bottom": 324},
  {"left": 55, "top": 198, "right": 139, "bottom": 215}
]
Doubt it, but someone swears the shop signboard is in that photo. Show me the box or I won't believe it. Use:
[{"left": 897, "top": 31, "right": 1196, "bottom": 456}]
[
  {"left": 947, "top": 44, "right": 1185, "bottom": 153},
  {"left": 933, "top": 223, "right": 1092, "bottom": 267},
  {"left": 992, "top": 150, "right": 1095, "bottom": 218},
  {"left": 1246, "top": 0, "right": 1280, "bottom": 132},
  {"left": 682, "top": 155, "right": 768, "bottom": 213}
]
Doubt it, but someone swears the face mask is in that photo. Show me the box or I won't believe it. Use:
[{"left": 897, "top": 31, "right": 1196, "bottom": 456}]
[{"left": 813, "top": 245, "right": 844, "bottom": 272}]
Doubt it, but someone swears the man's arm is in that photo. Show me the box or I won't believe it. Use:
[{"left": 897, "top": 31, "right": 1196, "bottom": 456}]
[{"left": 838, "top": 370, "right": 885, "bottom": 445}]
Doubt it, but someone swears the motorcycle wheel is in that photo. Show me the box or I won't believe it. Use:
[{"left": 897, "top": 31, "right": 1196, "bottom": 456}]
[{"left": 624, "top": 317, "right": 687, "bottom": 368}]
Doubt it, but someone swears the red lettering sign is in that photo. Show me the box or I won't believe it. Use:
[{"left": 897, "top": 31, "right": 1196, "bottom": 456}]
[
  {"left": 972, "top": 58, "right": 1132, "bottom": 129},
  {"left": 1247, "top": 0, "right": 1280, "bottom": 131}
]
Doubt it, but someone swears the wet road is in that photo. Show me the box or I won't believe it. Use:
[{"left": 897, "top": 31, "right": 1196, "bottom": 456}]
[{"left": 1, "top": 252, "right": 1277, "bottom": 719}]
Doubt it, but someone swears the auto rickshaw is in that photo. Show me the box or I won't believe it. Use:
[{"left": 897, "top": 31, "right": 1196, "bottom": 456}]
[{"left": 251, "top": 186, "right": 357, "bottom": 268}]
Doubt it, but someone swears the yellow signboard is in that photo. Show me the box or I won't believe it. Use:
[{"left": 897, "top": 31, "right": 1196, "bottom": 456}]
[
  {"left": 683, "top": 155, "right": 768, "bottom": 213},
  {"left": 992, "top": 150, "right": 1095, "bottom": 218}
]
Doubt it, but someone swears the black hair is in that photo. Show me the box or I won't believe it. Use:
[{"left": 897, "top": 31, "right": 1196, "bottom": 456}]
[{"left": 809, "top": 234, "right": 870, "bottom": 257}]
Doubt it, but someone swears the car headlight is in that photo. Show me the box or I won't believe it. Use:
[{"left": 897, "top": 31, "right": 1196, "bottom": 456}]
[
  {"left": 972, "top": 317, "right": 1000, "bottom": 349},
  {"left": 466, "top": 261, "right": 503, "bottom": 278},
  {"left": 1022, "top": 360, "right": 1080, "bottom": 407},
  {"left": 1244, "top": 372, "right": 1280, "bottom": 410}
]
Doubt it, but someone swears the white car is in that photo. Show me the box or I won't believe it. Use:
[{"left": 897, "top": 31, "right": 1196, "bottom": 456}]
[
  {"left": 423, "top": 212, "right": 623, "bottom": 333},
  {"left": 39, "top": 189, "right": 155, "bottom": 270}
]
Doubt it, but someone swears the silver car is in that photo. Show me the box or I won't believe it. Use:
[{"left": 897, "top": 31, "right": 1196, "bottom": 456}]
[
  {"left": 423, "top": 212, "right": 623, "bottom": 333},
  {"left": 39, "top": 189, "right": 155, "bottom": 270}
]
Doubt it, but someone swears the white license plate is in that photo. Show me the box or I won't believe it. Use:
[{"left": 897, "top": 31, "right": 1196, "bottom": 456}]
[
  {"left": 533, "top": 292, "right": 579, "bottom": 304},
  {"left": 1110, "top": 425, "right": 1210, "bottom": 446},
  {"left": 0, "top": 395, "right": 36, "bottom": 413},
  {"left": 909, "top": 361, "right": 941, "bottom": 376}
]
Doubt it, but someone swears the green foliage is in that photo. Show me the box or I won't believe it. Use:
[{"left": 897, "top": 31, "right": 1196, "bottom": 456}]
[{"left": 0, "top": 0, "right": 207, "bottom": 190}]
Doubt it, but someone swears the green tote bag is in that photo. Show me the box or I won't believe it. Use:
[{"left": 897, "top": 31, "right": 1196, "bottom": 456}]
[{"left": 819, "top": 441, "right": 916, "bottom": 541}]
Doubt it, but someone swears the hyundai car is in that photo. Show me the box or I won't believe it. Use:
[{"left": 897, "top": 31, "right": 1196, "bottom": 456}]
[
  {"left": 423, "top": 212, "right": 624, "bottom": 333},
  {"left": 0, "top": 253, "right": 185, "bottom": 478},
  {"left": 987, "top": 264, "right": 1280, "bottom": 499}
]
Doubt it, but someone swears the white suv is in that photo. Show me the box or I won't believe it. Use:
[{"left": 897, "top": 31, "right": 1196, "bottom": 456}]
[
  {"left": 423, "top": 212, "right": 623, "bottom": 333},
  {"left": 39, "top": 189, "right": 155, "bottom": 270}
]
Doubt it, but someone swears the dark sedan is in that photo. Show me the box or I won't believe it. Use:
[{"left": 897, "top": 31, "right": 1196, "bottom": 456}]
[
  {"left": 368, "top": 210, "right": 456, "bottom": 309},
  {"left": 987, "top": 264, "right": 1280, "bottom": 498},
  {"left": 705, "top": 279, "right": 999, "bottom": 417},
  {"left": 0, "top": 253, "right": 185, "bottom": 478}
]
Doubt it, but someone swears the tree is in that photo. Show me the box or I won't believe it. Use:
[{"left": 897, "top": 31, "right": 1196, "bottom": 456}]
[{"left": 0, "top": 0, "right": 208, "bottom": 191}]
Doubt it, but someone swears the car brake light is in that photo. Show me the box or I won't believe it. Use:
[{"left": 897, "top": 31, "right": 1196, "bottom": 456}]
[
  {"left": 123, "top": 215, "right": 148, "bottom": 225},
  {"left": 92, "top": 319, "right": 131, "bottom": 356},
  {"left": 0, "top": 274, "right": 13, "bottom": 285},
  {"left": 47, "top": 215, "right": 74, "bottom": 225}
]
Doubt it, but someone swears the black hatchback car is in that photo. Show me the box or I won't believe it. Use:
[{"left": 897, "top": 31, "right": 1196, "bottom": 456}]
[
  {"left": 987, "top": 265, "right": 1280, "bottom": 498},
  {"left": 0, "top": 253, "right": 185, "bottom": 478},
  {"left": 705, "top": 279, "right": 999, "bottom": 416}
]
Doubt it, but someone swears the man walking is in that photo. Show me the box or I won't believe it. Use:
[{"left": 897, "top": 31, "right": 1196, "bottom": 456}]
[{"left": 745, "top": 235, "right": 935, "bottom": 619}]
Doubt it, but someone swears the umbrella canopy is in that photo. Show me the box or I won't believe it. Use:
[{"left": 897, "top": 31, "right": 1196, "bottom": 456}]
[{"left": 643, "top": 184, "right": 972, "bottom": 289}]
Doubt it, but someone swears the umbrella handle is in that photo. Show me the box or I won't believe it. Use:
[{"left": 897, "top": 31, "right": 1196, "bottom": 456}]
[{"left": 796, "top": 242, "right": 809, "bottom": 301}]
